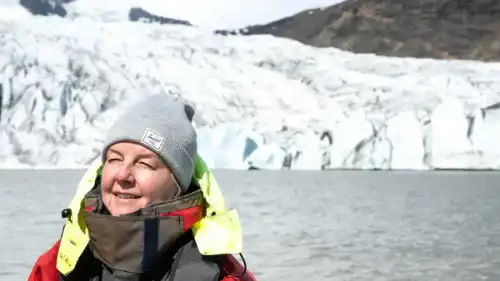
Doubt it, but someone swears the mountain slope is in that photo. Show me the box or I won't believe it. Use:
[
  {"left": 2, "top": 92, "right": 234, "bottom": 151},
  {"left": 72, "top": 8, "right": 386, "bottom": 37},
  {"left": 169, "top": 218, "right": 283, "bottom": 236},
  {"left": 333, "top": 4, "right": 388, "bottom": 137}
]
[{"left": 218, "top": 0, "right": 500, "bottom": 61}]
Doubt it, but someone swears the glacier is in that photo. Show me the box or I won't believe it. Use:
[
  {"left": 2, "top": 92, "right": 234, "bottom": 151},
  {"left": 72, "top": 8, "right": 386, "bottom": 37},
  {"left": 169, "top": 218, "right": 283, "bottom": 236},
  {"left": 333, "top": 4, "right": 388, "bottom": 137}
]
[{"left": 1, "top": 14, "right": 500, "bottom": 170}]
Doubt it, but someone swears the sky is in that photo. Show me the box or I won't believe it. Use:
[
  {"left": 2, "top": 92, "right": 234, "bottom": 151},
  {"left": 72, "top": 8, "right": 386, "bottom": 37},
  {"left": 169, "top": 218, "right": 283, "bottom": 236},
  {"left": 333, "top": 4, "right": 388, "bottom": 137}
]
[
  {"left": 140, "top": 0, "right": 346, "bottom": 29},
  {"left": 0, "top": 0, "right": 346, "bottom": 29}
]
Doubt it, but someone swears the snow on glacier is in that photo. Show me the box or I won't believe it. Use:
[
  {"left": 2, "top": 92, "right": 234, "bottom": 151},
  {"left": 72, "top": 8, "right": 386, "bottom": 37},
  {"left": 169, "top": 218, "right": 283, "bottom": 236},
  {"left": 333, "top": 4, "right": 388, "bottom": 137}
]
[{"left": 1, "top": 15, "right": 500, "bottom": 169}]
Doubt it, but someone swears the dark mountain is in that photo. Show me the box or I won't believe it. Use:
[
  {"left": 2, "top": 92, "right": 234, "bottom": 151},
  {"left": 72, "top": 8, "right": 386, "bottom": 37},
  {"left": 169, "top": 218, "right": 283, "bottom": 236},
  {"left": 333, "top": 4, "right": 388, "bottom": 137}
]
[
  {"left": 20, "top": 0, "right": 73, "bottom": 17},
  {"left": 128, "top": 7, "right": 192, "bottom": 26},
  {"left": 215, "top": 0, "right": 500, "bottom": 61},
  {"left": 19, "top": 0, "right": 193, "bottom": 26}
]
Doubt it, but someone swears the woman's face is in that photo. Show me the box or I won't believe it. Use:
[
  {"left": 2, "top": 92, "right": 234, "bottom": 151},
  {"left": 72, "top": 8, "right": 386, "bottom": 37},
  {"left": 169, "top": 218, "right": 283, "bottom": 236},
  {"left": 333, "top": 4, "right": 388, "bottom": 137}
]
[{"left": 100, "top": 142, "right": 179, "bottom": 216}]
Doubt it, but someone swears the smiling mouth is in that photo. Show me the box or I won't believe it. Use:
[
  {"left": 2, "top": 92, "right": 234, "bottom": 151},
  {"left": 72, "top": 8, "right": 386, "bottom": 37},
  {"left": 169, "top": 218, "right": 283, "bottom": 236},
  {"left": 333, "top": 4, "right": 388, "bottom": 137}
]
[{"left": 114, "top": 193, "right": 140, "bottom": 199}]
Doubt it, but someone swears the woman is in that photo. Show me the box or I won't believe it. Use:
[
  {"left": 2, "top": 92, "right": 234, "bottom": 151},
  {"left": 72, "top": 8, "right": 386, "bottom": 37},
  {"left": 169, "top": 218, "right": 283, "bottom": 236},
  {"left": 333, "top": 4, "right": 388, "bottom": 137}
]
[{"left": 28, "top": 95, "right": 256, "bottom": 281}]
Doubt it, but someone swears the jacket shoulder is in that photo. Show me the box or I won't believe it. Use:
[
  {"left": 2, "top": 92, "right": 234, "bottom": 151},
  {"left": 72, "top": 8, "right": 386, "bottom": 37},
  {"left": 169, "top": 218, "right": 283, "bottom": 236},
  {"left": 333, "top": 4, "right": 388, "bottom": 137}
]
[
  {"left": 170, "top": 238, "right": 257, "bottom": 281},
  {"left": 28, "top": 240, "right": 61, "bottom": 281}
]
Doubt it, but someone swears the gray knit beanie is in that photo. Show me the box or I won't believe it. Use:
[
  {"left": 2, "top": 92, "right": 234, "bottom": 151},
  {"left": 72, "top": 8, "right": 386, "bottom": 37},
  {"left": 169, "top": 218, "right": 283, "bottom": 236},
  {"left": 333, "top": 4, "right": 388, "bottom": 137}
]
[{"left": 102, "top": 94, "right": 197, "bottom": 192}]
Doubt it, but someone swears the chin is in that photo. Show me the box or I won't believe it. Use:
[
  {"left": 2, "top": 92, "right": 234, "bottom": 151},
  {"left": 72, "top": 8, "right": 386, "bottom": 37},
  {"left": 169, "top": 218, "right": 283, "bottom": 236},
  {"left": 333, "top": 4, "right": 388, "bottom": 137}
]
[
  {"left": 112, "top": 209, "right": 137, "bottom": 216},
  {"left": 109, "top": 204, "right": 141, "bottom": 216}
]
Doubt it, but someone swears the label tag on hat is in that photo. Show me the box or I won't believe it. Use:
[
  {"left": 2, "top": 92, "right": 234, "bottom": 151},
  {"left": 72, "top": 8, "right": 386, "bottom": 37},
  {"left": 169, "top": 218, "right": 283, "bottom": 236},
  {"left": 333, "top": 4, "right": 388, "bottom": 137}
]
[{"left": 141, "top": 128, "right": 165, "bottom": 151}]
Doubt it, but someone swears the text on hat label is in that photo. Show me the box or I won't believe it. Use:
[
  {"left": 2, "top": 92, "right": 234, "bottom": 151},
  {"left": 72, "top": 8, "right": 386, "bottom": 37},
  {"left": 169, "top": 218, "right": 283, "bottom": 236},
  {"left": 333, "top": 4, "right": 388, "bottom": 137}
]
[{"left": 141, "top": 128, "right": 165, "bottom": 151}]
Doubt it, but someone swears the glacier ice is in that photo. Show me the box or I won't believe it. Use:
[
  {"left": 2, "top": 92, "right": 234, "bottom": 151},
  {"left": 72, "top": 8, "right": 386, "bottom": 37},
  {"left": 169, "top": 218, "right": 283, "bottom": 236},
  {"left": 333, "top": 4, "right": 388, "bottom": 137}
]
[
  {"left": 1, "top": 14, "right": 500, "bottom": 170},
  {"left": 469, "top": 103, "right": 500, "bottom": 168},
  {"left": 196, "top": 123, "right": 260, "bottom": 169},
  {"left": 429, "top": 98, "right": 473, "bottom": 169},
  {"left": 386, "top": 111, "right": 425, "bottom": 170}
]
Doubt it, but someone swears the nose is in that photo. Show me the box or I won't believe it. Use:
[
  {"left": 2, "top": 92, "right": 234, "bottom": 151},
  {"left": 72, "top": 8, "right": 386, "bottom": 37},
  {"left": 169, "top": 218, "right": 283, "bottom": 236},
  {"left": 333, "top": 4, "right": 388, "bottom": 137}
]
[{"left": 115, "top": 164, "right": 135, "bottom": 186}]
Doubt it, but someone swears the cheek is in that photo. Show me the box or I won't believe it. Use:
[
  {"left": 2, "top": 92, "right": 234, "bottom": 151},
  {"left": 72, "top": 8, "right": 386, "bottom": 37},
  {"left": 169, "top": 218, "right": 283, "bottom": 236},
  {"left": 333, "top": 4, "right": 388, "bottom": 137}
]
[
  {"left": 137, "top": 173, "right": 173, "bottom": 200},
  {"left": 138, "top": 176, "right": 161, "bottom": 195},
  {"left": 100, "top": 167, "right": 115, "bottom": 191}
]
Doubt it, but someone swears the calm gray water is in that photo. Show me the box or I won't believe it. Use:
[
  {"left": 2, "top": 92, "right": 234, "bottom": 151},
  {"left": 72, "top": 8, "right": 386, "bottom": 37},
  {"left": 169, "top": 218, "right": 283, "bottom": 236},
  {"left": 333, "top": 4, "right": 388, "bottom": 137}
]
[{"left": 1, "top": 170, "right": 499, "bottom": 281}]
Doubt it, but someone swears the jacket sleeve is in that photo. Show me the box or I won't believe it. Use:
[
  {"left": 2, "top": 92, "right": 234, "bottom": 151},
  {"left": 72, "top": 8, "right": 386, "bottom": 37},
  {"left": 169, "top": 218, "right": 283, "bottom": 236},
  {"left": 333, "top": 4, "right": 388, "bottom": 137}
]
[
  {"left": 28, "top": 240, "right": 61, "bottom": 281},
  {"left": 219, "top": 255, "right": 257, "bottom": 281}
]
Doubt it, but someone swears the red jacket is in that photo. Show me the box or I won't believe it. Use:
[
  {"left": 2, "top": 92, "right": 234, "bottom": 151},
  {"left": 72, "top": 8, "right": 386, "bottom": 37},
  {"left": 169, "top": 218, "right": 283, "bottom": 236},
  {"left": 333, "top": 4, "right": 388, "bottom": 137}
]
[{"left": 28, "top": 240, "right": 256, "bottom": 281}]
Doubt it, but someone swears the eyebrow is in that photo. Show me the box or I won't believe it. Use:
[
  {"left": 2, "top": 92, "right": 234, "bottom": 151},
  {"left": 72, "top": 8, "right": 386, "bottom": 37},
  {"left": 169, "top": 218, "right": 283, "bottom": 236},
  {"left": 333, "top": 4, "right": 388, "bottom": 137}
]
[
  {"left": 107, "top": 148, "right": 156, "bottom": 160},
  {"left": 107, "top": 148, "right": 123, "bottom": 157}
]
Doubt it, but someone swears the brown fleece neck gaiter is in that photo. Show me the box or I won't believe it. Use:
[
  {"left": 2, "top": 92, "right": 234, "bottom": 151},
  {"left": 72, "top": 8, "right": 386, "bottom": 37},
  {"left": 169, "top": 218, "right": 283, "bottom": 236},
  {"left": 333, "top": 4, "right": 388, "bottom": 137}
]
[{"left": 83, "top": 188, "right": 204, "bottom": 274}]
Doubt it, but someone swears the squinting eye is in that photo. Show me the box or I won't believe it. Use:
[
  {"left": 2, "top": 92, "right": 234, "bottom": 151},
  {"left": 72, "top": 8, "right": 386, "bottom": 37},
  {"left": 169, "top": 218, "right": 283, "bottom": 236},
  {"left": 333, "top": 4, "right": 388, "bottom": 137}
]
[{"left": 138, "top": 162, "right": 154, "bottom": 169}]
